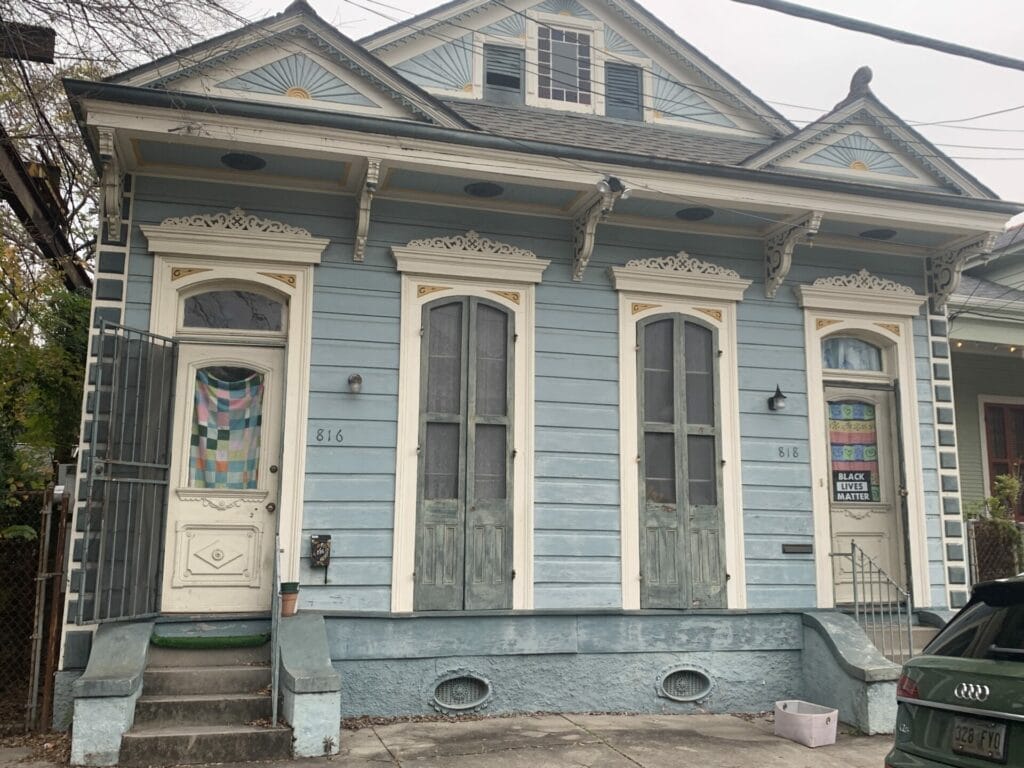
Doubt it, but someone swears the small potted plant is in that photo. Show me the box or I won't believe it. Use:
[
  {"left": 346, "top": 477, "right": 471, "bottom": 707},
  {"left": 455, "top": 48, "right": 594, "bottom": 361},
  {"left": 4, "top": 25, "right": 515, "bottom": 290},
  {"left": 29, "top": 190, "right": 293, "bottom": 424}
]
[{"left": 280, "top": 581, "right": 300, "bottom": 617}]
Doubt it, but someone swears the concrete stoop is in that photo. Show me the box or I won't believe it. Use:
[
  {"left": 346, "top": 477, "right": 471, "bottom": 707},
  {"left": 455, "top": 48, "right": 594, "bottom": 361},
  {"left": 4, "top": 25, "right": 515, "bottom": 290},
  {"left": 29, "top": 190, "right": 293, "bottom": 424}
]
[{"left": 118, "top": 644, "right": 291, "bottom": 767}]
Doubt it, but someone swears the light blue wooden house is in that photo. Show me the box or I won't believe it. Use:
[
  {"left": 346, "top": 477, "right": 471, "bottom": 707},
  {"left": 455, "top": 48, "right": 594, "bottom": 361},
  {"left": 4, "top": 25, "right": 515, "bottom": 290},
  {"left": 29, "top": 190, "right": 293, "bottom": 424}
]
[{"left": 56, "top": 0, "right": 1020, "bottom": 763}]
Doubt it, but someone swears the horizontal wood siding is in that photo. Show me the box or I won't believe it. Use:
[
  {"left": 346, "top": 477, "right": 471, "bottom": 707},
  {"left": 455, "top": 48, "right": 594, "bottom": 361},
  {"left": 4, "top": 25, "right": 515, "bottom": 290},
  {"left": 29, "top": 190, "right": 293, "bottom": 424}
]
[{"left": 125, "top": 177, "right": 945, "bottom": 612}]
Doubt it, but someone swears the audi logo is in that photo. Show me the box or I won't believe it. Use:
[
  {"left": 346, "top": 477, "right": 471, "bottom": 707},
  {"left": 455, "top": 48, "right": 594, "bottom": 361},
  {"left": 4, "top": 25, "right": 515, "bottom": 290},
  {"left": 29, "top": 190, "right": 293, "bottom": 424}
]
[{"left": 953, "top": 683, "right": 990, "bottom": 702}]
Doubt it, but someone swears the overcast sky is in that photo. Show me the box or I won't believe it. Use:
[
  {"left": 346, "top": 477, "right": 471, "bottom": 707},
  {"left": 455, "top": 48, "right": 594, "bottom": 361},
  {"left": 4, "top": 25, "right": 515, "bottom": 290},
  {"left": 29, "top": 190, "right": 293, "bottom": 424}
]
[{"left": 241, "top": 0, "right": 1024, "bottom": 226}]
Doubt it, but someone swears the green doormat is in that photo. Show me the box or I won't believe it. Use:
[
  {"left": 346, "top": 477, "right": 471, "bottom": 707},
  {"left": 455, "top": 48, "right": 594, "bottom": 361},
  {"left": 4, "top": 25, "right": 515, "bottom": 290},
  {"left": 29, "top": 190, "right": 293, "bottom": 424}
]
[{"left": 150, "top": 632, "right": 270, "bottom": 649}]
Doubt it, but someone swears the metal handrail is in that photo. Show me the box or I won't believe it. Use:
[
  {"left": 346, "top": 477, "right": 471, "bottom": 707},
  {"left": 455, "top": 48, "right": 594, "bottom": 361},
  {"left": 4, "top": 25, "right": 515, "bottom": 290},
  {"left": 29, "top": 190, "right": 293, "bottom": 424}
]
[
  {"left": 832, "top": 541, "right": 914, "bottom": 665},
  {"left": 271, "top": 534, "right": 281, "bottom": 726}
]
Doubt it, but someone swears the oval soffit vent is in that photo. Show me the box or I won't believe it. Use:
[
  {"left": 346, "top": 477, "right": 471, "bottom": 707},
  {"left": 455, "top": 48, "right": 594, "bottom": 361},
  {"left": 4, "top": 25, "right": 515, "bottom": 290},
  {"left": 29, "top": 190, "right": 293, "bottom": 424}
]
[
  {"left": 432, "top": 673, "right": 491, "bottom": 713},
  {"left": 660, "top": 668, "right": 712, "bottom": 702}
]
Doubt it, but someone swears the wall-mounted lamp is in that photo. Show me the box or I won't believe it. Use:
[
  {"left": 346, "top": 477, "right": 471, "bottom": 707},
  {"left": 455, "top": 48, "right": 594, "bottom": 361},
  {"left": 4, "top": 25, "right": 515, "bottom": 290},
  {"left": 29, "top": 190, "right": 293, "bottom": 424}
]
[
  {"left": 348, "top": 373, "right": 363, "bottom": 394},
  {"left": 596, "top": 175, "right": 631, "bottom": 200},
  {"left": 767, "top": 385, "right": 787, "bottom": 411}
]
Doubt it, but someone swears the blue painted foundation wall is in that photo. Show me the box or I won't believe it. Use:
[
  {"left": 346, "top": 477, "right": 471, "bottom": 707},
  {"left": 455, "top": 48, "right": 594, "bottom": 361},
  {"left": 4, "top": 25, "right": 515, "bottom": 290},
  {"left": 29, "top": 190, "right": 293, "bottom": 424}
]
[
  {"left": 325, "top": 611, "right": 804, "bottom": 716},
  {"left": 124, "top": 175, "right": 945, "bottom": 612}
]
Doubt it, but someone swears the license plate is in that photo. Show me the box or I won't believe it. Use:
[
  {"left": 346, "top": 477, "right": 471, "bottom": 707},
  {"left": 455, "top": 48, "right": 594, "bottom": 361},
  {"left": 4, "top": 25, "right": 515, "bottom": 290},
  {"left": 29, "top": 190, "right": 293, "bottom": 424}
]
[{"left": 952, "top": 716, "right": 1007, "bottom": 762}]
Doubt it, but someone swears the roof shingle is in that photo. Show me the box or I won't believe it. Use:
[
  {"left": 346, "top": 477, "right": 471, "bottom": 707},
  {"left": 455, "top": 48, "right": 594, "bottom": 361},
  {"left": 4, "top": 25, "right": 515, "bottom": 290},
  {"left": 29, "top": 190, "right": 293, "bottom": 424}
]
[{"left": 444, "top": 98, "right": 771, "bottom": 166}]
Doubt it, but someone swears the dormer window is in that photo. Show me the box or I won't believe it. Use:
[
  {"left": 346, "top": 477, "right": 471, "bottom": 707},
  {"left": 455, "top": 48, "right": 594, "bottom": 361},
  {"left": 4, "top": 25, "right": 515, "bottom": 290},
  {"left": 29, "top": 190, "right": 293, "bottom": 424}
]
[
  {"left": 538, "top": 26, "right": 591, "bottom": 105},
  {"left": 484, "top": 44, "right": 524, "bottom": 105}
]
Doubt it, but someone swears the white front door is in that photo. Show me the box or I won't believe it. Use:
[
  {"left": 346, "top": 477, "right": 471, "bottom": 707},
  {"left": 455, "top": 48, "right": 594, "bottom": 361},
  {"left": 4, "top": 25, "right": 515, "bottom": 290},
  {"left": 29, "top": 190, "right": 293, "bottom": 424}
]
[
  {"left": 161, "top": 344, "right": 284, "bottom": 613},
  {"left": 826, "top": 386, "right": 906, "bottom": 603}
]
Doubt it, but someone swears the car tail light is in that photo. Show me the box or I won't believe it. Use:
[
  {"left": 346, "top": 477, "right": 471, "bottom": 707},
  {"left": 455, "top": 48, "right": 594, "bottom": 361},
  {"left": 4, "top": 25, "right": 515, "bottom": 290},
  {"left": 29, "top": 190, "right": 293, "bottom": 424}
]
[{"left": 896, "top": 674, "right": 920, "bottom": 699}]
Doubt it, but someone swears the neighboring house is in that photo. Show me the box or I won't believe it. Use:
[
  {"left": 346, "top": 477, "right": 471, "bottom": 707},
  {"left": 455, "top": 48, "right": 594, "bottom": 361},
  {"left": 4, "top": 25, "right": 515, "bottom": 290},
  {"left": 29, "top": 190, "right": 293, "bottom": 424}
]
[
  {"left": 950, "top": 224, "right": 1024, "bottom": 521},
  {"left": 55, "top": 0, "right": 1022, "bottom": 761}
]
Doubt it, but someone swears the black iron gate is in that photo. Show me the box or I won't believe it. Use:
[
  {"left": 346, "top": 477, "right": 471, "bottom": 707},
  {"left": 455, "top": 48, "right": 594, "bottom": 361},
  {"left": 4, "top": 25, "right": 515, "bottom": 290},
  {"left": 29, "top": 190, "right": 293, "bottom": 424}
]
[{"left": 77, "top": 323, "right": 177, "bottom": 624}]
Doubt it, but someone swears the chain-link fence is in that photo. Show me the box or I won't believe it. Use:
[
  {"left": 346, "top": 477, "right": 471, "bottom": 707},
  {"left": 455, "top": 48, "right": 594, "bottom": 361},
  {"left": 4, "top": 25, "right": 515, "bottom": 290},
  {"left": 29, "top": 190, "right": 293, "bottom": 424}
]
[
  {"left": 0, "top": 490, "right": 43, "bottom": 735},
  {"left": 0, "top": 485, "right": 70, "bottom": 734},
  {"left": 968, "top": 518, "right": 1024, "bottom": 585}
]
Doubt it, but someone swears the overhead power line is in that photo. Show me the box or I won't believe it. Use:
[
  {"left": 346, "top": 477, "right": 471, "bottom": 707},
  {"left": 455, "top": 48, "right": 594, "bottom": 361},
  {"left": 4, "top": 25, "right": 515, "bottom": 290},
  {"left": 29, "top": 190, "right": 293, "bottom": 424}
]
[{"left": 732, "top": 0, "right": 1024, "bottom": 73}]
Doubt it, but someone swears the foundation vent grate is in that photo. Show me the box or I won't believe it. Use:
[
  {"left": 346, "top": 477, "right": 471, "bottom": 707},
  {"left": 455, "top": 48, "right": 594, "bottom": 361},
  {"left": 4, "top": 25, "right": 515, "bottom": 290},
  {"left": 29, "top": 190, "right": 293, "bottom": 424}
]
[
  {"left": 431, "top": 673, "right": 491, "bottom": 713},
  {"left": 660, "top": 668, "right": 712, "bottom": 702}
]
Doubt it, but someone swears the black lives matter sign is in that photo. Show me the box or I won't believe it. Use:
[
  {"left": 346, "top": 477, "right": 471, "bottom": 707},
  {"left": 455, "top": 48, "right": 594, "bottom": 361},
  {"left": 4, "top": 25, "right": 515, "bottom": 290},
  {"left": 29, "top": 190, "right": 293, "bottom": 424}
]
[{"left": 833, "top": 471, "right": 873, "bottom": 502}]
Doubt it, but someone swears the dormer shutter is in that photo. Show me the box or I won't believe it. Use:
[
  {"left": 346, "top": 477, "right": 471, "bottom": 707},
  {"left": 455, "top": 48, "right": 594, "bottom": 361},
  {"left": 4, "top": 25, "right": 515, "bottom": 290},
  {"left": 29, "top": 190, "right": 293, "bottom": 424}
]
[
  {"left": 606, "top": 62, "right": 642, "bottom": 121},
  {"left": 484, "top": 45, "right": 524, "bottom": 105}
]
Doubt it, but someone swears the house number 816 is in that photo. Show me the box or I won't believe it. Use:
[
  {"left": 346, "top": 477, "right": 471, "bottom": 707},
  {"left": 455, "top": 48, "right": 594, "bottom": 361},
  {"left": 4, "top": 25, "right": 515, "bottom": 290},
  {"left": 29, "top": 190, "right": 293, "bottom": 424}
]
[{"left": 315, "top": 428, "right": 344, "bottom": 443}]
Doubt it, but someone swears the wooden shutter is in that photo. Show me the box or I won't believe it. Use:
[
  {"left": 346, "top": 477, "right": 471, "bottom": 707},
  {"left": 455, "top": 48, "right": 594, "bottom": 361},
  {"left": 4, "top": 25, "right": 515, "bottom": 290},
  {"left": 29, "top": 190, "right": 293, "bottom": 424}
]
[
  {"left": 638, "top": 315, "right": 725, "bottom": 609},
  {"left": 484, "top": 45, "right": 524, "bottom": 105},
  {"left": 414, "top": 298, "right": 514, "bottom": 611},
  {"left": 415, "top": 300, "right": 467, "bottom": 611},
  {"left": 605, "top": 62, "right": 642, "bottom": 121}
]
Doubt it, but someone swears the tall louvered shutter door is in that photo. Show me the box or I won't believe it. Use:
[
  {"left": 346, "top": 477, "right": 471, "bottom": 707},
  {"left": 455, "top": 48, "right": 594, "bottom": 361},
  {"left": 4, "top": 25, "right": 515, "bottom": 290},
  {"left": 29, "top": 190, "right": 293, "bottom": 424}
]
[
  {"left": 606, "top": 62, "right": 642, "bottom": 120},
  {"left": 484, "top": 45, "right": 524, "bottom": 105}
]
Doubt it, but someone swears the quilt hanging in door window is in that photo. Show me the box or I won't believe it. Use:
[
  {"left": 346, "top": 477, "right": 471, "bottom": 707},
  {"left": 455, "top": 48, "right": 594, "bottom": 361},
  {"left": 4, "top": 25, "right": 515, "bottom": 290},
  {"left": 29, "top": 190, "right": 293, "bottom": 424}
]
[
  {"left": 189, "top": 368, "right": 263, "bottom": 489},
  {"left": 829, "top": 401, "right": 881, "bottom": 503}
]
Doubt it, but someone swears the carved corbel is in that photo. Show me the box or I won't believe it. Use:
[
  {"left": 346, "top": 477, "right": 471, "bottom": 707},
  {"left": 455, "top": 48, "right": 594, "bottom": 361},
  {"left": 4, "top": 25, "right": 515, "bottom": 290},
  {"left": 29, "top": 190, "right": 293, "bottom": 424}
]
[
  {"left": 353, "top": 158, "right": 381, "bottom": 262},
  {"left": 928, "top": 231, "right": 998, "bottom": 312},
  {"left": 97, "top": 128, "right": 123, "bottom": 240},
  {"left": 572, "top": 181, "right": 625, "bottom": 281},
  {"left": 763, "top": 210, "right": 824, "bottom": 298}
]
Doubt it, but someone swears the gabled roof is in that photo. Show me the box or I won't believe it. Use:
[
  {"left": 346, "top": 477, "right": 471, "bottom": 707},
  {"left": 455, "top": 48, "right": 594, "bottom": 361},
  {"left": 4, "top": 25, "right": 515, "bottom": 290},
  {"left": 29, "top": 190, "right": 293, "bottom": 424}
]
[
  {"left": 106, "top": 0, "right": 473, "bottom": 130},
  {"left": 360, "top": 0, "right": 795, "bottom": 138},
  {"left": 743, "top": 67, "right": 998, "bottom": 200}
]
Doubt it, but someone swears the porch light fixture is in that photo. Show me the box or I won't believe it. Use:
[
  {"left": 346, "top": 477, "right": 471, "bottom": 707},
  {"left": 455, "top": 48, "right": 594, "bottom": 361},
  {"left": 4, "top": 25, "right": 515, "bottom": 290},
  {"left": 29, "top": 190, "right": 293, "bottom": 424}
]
[
  {"left": 220, "top": 152, "right": 266, "bottom": 171},
  {"left": 348, "top": 373, "right": 363, "bottom": 393},
  {"left": 767, "top": 385, "right": 787, "bottom": 411},
  {"left": 464, "top": 181, "right": 504, "bottom": 198},
  {"left": 596, "top": 175, "right": 631, "bottom": 200}
]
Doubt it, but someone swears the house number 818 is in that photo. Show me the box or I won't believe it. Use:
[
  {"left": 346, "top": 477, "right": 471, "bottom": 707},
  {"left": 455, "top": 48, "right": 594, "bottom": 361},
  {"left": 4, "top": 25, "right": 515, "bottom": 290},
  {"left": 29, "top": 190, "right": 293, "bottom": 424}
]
[
  {"left": 777, "top": 446, "right": 799, "bottom": 459},
  {"left": 315, "top": 428, "right": 344, "bottom": 443}
]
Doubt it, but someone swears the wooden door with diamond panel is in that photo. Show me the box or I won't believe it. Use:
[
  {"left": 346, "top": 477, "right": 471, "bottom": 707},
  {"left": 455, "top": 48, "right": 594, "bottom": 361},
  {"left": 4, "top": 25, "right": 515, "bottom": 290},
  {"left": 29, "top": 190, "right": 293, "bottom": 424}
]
[{"left": 160, "top": 344, "right": 283, "bottom": 613}]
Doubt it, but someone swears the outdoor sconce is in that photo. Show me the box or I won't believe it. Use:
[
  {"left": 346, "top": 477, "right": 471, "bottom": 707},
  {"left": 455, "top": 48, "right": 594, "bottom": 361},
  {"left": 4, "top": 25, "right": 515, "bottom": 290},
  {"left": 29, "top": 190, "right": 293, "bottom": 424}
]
[
  {"left": 348, "top": 373, "right": 363, "bottom": 394},
  {"left": 767, "top": 385, "right": 787, "bottom": 411},
  {"left": 310, "top": 534, "right": 332, "bottom": 584}
]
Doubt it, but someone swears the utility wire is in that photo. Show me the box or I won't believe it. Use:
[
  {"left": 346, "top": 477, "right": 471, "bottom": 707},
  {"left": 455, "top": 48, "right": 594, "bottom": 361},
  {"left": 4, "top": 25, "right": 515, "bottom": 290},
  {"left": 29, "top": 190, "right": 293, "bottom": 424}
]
[{"left": 732, "top": 0, "right": 1024, "bottom": 73}]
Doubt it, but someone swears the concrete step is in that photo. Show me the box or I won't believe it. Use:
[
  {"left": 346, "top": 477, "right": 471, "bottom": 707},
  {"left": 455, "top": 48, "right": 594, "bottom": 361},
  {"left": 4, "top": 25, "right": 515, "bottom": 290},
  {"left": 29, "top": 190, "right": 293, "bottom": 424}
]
[
  {"left": 120, "top": 724, "right": 292, "bottom": 766},
  {"left": 147, "top": 642, "right": 270, "bottom": 667},
  {"left": 134, "top": 693, "right": 272, "bottom": 727},
  {"left": 865, "top": 625, "right": 939, "bottom": 661},
  {"left": 144, "top": 665, "right": 270, "bottom": 696}
]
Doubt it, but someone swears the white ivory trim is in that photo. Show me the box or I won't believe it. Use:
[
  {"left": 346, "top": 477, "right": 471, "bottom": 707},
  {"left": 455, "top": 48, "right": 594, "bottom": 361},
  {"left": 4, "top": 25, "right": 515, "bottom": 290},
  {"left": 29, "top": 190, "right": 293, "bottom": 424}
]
[
  {"left": 141, "top": 208, "right": 329, "bottom": 265},
  {"left": 609, "top": 252, "right": 752, "bottom": 302},
  {"left": 146, "top": 217, "right": 327, "bottom": 586},
  {"left": 613, "top": 260, "right": 748, "bottom": 610},
  {"left": 795, "top": 270, "right": 926, "bottom": 317},
  {"left": 802, "top": 311, "right": 930, "bottom": 609},
  {"left": 391, "top": 234, "right": 548, "bottom": 613}
]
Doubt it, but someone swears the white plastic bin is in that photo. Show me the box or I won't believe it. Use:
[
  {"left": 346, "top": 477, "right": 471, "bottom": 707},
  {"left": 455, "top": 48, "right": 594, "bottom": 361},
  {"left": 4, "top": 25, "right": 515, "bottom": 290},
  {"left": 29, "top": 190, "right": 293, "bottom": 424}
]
[{"left": 773, "top": 700, "right": 838, "bottom": 748}]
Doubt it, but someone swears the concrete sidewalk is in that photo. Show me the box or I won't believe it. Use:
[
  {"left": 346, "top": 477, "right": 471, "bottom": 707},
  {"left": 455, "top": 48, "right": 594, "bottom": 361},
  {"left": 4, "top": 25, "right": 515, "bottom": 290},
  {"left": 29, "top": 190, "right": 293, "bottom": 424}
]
[
  {"left": 0, "top": 713, "right": 892, "bottom": 767},
  {"left": 339, "top": 713, "right": 890, "bottom": 767}
]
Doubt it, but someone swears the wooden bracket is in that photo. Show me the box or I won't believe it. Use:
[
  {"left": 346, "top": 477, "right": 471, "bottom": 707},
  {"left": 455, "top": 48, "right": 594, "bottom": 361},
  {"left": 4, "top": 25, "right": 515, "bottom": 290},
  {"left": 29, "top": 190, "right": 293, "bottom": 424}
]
[
  {"left": 571, "top": 183, "right": 624, "bottom": 281},
  {"left": 353, "top": 158, "right": 381, "bottom": 262},
  {"left": 928, "top": 231, "right": 998, "bottom": 312},
  {"left": 97, "top": 128, "right": 124, "bottom": 242},
  {"left": 763, "top": 210, "right": 824, "bottom": 298}
]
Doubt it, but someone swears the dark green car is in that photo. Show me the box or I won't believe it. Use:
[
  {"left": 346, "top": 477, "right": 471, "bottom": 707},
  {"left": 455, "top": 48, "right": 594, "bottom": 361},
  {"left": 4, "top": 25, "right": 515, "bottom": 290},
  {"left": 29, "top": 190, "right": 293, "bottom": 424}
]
[{"left": 886, "top": 577, "right": 1024, "bottom": 767}]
